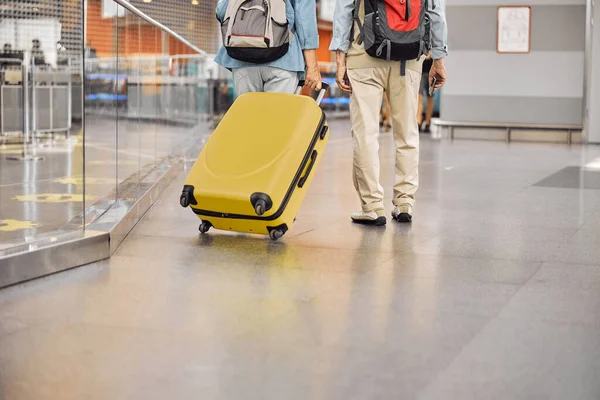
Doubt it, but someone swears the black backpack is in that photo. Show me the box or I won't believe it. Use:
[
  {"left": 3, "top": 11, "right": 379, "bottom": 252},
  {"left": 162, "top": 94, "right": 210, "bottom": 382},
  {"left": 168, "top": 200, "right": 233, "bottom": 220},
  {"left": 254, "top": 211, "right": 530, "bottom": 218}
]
[{"left": 354, "top": 0, "right": 431, "bottom": 74}]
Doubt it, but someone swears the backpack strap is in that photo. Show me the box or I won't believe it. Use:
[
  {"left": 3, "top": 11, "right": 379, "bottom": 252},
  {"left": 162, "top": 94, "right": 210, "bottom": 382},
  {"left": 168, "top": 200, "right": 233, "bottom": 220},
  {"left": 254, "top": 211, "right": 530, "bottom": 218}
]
[{"left": 353, "top": 0, "right": 364, "bottom": 45}]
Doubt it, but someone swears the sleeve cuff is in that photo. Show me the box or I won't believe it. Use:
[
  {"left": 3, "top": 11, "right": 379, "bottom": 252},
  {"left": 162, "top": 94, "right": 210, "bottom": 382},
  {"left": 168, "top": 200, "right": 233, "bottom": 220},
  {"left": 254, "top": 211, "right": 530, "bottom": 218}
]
[
  {"left": 432, "top": 46, "right": 448, "bottom": 60},
  {"left": 329, "top": 38, "right": 350, "bottom": 53},
  {"left": 301, "top": 35, "right": 320, "bottom": 50}
]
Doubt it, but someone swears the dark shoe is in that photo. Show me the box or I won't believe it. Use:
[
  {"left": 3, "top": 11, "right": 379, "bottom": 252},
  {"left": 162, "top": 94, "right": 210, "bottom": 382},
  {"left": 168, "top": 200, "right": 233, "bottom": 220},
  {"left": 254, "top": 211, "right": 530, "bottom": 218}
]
[
  {"left": 392, "top": 204, "right": 413, "bottom": 223},
  {"left": 423, "top": 124, "right": 431, "bottom": 133},
  {"left": 351, "top": 210, "right": 387, "bottom": 226}
]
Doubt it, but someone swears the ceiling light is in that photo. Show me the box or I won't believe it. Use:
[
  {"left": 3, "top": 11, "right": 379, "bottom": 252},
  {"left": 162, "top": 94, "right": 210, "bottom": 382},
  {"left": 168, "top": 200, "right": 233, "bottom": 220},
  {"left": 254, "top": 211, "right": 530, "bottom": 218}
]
[{"left": 192, "top": 0, "right": 199, "bottom": 4}]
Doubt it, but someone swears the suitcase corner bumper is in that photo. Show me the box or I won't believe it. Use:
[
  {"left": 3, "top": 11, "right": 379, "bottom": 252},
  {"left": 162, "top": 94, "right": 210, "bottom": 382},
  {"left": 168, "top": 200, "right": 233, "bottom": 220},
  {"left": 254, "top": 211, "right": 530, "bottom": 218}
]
[{"left": 180, "top": 185, "right": 197, "bottom": 208}]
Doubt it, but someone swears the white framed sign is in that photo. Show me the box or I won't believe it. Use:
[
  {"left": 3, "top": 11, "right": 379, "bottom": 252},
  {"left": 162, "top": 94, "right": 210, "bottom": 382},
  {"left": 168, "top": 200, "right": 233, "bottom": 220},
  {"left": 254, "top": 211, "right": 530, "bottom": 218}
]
[
  {"left": 497, "top": 6, "right": 531, "bottom": 54},
  {"left": 102, "top": 0, "right": 125, "bottom": 18},
  {"left": 319, "top": 0, "right": 335, "bottom": 22}
]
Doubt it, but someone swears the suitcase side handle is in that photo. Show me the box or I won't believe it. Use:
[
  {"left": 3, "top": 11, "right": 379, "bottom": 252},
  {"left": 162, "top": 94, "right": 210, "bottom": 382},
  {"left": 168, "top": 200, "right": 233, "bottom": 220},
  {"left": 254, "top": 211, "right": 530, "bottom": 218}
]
[
  {"left": 298, "top": 150, "right": 318, "bottom": 188},
  {"left": 295, "top": 81, "right": 330, "bottom": 106}
]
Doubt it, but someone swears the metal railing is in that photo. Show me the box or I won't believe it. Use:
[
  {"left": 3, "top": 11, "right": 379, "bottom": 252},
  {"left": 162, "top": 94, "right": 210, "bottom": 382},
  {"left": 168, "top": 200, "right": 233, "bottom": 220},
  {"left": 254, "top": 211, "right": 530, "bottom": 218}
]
[{"left": 112, "top": 0, "right": 206, "bottom": 55}]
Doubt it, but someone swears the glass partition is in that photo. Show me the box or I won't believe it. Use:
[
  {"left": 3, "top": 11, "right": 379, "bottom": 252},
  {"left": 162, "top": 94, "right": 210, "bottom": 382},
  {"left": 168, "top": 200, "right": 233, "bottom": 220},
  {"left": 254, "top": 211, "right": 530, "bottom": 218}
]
[
  {"left": 0, "top": 0, "right": 85, "bottom": 253},
  {"left": 82, "top": 3, "right": 215, "bottom": 227},
  {"left": 0, "top": 0, "right": 225, "bottom": 263}
]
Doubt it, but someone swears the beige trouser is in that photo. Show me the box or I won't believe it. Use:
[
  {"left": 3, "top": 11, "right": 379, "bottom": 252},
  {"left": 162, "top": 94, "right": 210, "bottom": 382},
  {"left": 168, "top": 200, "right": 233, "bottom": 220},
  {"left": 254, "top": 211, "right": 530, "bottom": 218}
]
[{"left": 348, "top": 64, "right": 421, "bottom": 212}]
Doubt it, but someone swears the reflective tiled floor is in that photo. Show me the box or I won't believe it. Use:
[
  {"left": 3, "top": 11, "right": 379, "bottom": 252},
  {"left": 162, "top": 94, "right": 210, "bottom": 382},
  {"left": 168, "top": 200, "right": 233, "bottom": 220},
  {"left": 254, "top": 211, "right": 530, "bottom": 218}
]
[
  {"left": 2, "top": 124, "right": 600, "bottom": 399},
  {"left": 0, "top": 116, "right": 205, "bottom": 248}
]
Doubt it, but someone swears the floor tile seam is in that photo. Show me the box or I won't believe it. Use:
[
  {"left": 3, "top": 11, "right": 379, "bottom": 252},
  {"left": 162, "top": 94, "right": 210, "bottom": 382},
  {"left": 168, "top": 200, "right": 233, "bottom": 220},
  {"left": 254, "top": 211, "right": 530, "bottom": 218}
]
[
  {"left": 415, "top": 215, "right": 588, "bottom": 231},
  {"left": 415, "top": 260, "right": 544, "bottom": 398},
  {"left": 538, "top": 261, "right": 600, "bottom": 270},
  {"left": 499, "top": 312, "right": 600, "bottom": 329},
  {"left": 376, "top": 273, "right": 530, "bottom": 288},
  {"left": 285, "top": 217, "right": 349, "bottom": 237},
  {"left": 404, "top": 247, "right": 550, "bottom": 265},
  {"left": 386, "top": 225, "right": 576, "bottom": 243},
  {"left": 573, "top": 220, "right": 587, "bottom": 235},
  {"left": 380, "top": 253, "right": 547, "bottom": 286},
  {"left": 262, "top": 239, "right": 401, "bottom": 254},
  {"left": 386, "top": 251, "right": 546, "bottom": 265}
]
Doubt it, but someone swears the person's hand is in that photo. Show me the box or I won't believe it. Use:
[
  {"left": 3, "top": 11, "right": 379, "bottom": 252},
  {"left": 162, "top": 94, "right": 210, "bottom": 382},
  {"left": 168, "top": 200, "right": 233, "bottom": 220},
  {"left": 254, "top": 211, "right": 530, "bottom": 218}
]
[
  {"left": 335, "top": 50, "right": 352, "bottom": 94},
  {"left": 429, "top": 58, "right": 446, "bottom": 91},
  {"left": 305, "top": 64, "right": 322, "bottom": 91}
]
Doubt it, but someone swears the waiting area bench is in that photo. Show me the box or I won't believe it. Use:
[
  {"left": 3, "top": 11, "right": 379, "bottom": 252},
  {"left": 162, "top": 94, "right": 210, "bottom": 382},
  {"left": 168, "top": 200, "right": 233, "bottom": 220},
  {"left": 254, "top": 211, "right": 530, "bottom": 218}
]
[{"left": 431, "top": 120, "right": 583, "bottom": 144}]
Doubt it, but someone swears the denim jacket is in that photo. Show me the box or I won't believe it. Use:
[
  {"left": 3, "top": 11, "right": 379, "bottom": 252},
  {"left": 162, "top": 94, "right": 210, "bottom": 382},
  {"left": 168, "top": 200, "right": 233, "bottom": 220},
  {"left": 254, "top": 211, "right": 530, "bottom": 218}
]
[
  {"left": 215, "top": 0, "right": 320, "bottom": 72},
  {"left": 329, "top": 0, "right": 448, "bottom": 60}
]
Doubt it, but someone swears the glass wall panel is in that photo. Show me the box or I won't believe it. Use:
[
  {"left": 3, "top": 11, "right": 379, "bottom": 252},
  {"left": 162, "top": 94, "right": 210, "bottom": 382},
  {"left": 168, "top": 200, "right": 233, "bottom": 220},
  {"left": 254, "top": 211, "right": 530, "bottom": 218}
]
[
  {"left": 83, "top": 0, "right": 119, "bottom": 224},
  {"left": 0, "top": 0, "right": 220, "bottom": 267},
  {"left": 0, "top": 0, "right": 85, "bottom": 252}
]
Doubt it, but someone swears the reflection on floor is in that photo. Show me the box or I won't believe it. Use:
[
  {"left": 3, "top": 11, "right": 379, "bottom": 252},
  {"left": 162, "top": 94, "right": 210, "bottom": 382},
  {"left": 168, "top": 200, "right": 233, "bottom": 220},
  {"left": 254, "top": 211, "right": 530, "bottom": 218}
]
[
  {"left": 2, "top": 124, "right": 600, "bottom": 399},
  {"left": 0, "top": 116, "right": 207, "bottom": 247}
]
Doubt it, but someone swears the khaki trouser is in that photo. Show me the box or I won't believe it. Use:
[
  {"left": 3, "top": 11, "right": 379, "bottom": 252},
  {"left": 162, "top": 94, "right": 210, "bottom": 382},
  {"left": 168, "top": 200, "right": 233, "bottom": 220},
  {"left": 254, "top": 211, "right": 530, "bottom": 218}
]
[{"left": 348, "top": 64, "right": 421, "bottom": 212}]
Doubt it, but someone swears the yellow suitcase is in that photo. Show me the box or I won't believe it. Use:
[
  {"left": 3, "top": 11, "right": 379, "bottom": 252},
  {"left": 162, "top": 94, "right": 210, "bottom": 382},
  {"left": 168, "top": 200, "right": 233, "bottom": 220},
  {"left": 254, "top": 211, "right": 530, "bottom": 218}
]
[{"left": 180, "top": 84, "right": 329, "bottom": 240}]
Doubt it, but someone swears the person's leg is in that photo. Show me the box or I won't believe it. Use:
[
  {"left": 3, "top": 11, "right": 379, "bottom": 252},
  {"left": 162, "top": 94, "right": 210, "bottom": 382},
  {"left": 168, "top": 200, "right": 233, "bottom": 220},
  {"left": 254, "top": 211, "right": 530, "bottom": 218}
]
[
  {"left": 232, "top": 67, "right": 263, "bottom": 96},
  {"left": 347, "top": 67, "right": 386, "bottom": 225},
  {"left": 417, "top": 72, "right": 429, "bottom": 127},
  {"left": 383, "top": 92, "right": 391, "bottom": 131},
  {"left": 424, "top": 95, "right": 435, "bottom": 130},
  {"left": 416, "top": 94, "right": 424, "bottom": 126},
  {"left": 262, "top": 67, "right": 300, "bottom": 93},
  {"left": 387, "top": 64, "right": 421, "bottom": 222}
]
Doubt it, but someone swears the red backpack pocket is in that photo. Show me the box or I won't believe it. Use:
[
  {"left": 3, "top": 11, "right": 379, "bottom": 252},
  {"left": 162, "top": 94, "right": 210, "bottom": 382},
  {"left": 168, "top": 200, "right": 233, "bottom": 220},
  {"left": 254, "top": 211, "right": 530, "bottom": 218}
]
[{"left": 384, "top": 0, "right": 422, "bottom": 32}]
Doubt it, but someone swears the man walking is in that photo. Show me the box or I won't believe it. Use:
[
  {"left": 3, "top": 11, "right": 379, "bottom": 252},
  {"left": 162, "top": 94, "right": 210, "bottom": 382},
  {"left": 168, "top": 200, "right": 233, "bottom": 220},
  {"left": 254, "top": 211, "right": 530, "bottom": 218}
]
[
  {"left": 216, "top": 0, "right": 322, "bottom": 95},
  {"left": 330, "top": 0, "right": 448, "bottom": 225}
]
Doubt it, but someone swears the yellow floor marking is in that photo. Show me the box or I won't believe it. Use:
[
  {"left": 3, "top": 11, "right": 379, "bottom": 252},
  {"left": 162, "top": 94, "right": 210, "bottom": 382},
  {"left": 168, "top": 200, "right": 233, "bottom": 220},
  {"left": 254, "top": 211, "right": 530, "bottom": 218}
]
[
  {"left": 0, "top": 219, "right": 38, "bottom": 231},
  {"left": 55, "top": 177, "right": 115, "bottom": 185},
  {"left": 12, "top": 193, "right": 96, "bottom": 203}
]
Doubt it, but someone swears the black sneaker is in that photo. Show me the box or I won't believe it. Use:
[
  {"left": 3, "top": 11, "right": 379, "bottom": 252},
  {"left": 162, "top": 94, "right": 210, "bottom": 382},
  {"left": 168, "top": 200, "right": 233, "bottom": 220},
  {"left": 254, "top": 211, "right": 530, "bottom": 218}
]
[
  {"left": 351, "top": 210, "right": 387, "bottom": 226},
  {"left": 392, "top": 204, "right": 412, "bottom": 223}
]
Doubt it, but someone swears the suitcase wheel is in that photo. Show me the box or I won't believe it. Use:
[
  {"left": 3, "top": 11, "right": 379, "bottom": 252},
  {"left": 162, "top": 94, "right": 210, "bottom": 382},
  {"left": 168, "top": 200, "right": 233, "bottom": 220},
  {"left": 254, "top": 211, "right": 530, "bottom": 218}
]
[
  {"left": 255, "top": 200, "right": 267, "bottom": 216},
  {"left": 251, "top": 193, "right": 273, "bottom": 216},
  {"left": 180, "top": 194, "right": 189, "bottom": 208},
  {"left": 269, "top": 229, "right": 285, "bottom": 241},
  {"left": 199, "top": 221, "right": 212, "bottom": 234},
  {"left": 180, "top": 186, "right": 197, "bottom": 208}
]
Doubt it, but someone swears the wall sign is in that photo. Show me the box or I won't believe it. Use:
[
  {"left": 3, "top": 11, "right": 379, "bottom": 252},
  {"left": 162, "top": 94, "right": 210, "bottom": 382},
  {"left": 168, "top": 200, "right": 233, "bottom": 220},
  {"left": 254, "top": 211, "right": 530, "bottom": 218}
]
[
  {"left": 497, "top": 6, "right": 531, "bottom": 54},
  {"left": 319, "top": 0, "right": 335, "bottom": 22}
]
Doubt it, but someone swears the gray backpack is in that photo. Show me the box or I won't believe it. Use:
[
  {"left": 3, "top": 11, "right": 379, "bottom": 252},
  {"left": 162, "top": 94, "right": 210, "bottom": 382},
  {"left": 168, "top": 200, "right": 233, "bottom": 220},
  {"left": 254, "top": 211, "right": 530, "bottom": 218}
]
[{"left": 221, "top": 0, "right": 293, "bottom": 63}]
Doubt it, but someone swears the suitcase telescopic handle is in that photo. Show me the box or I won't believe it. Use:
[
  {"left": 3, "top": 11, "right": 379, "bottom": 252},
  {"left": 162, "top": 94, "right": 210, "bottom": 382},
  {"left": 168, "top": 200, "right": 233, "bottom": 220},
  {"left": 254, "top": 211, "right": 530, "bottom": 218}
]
[{"left": 295, "top": 81, "right": 330, "bottom": 106}]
